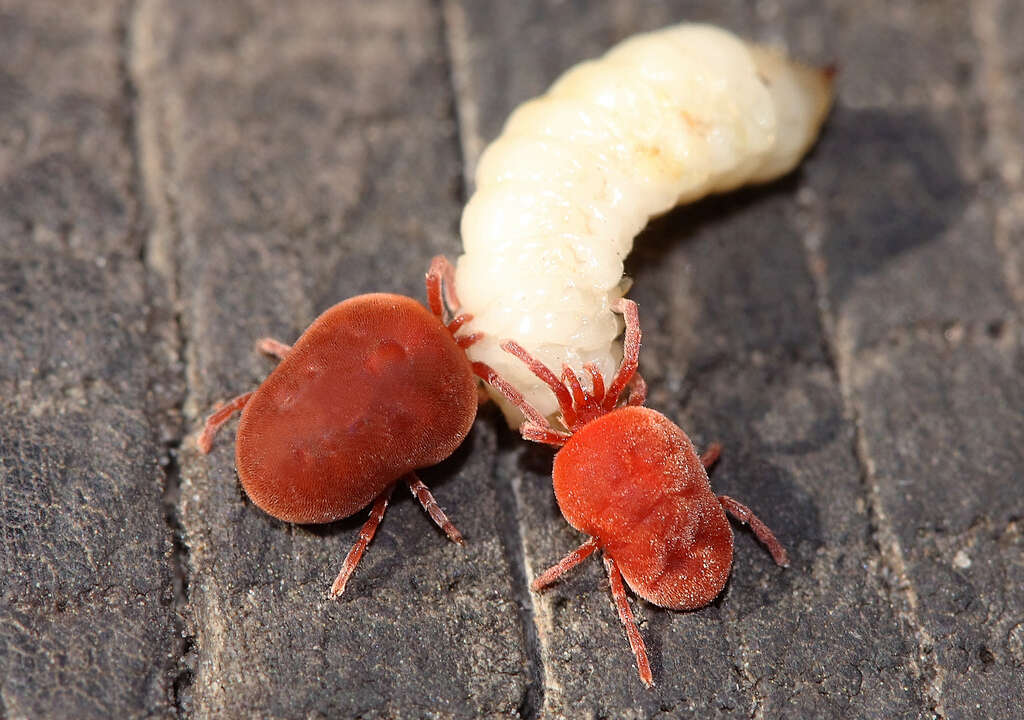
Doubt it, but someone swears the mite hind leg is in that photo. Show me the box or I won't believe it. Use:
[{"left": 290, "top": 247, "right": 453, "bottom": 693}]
[
  {"left": 531, "top": 536, "right": 600, "bottom": 591},
  {"left": 256, "top": 337, "right": 291, "bottom": 360},
  {"left": 603, "top": 555, "right": 654, "bottom": 688},
  {"left": 330, "top": 486, "right": 396, "bottom": 598},
  {"left": 405, "top": 472, "right": 464, "bottom": 545},
  {"left": 196, "top": 337, "right": 292, "bottom": 452},
  {"left": 197, "top": 391, "right": 254, "bottom": 453},
  {"left": 717, "top": 495, "right": 789, "bottom": 567},
  {"left": 699, "top": 442, "right": 723, "bottom": 470}
]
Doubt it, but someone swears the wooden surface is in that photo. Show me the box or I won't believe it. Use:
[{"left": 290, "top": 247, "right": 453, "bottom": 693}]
[{"left": 1, "top": 1, "right": 1022, "bottom": 718}]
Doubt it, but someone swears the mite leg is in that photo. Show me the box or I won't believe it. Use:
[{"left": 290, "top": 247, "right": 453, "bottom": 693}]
[
  {"left": 428, "top": 256, "right": 479, "bottom": 345},
  {"left": 603, "top": 299, "right": 641, "bottom": 411},
  {"left": 256, "top": 337, "right": 292, "bottom": 360},
  {"left": 446, "top": 313, "right": 472, "bottom": 335},
  {"left": 330, "top": 486, "right": 395, "bottom": 598},
  {"left": 718, "top": 495, "right": 789, "bottom": 567},
  {"left": 197, "top": 391, "right": 254, "bottom": 453},
  {"left": 700, "top": 443, "right": 723, "bottom": 470},
  {"left": 563, "top": 365, "right": 588, "bottom": 408},
  {"left": 455, "top": 328, "right": 482, "bottom": 349},
  {"left": 426, "top": 254, "right": 462, "bottom": 313},
  {"left": 584, "top": 363, "right": 606, "bottom": 404},
  {"left": 472, "top": 361, "right": 571, "bottom": 446},
  {"left": 405, "top": 472, "right": 464, "bottom": 545},
  {"left": 197, "top": 338, "right": 292, "bottom": 452},
  {"left": 426, "top": 255, "right": 464, "bottom": 322},
  {"left": 520, "top": 422, "right": 572, "bottom": 448},
  {"left": 626, "top": 373, "right": 647, "bottom": 407},
  {"left": 499, "top": 341, "right": 577, "bottom": 426},
  {"left": 425, "top": 256, "right": 448, "bottom": 320},
  {"left": 603, "top": 555, "right": 654, "bottom": 688},
  {"left": 531, "top": 536, "right": 600, "bottom": 591}
]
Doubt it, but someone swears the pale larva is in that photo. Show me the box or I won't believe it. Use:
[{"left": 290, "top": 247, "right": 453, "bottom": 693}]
[{"left": 453, "top": 23, "right": 834, "bottom": 420}]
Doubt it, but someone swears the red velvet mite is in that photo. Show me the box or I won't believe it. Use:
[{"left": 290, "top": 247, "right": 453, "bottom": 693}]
[
  {"left": 197, "top": 257, "right": 494, "bottom": 597},
  {"left": 481, "top": 299, "right": 789, "bottom": 687}
]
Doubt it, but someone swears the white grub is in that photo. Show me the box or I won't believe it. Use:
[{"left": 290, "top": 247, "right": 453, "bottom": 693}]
[{"left": 455, "top": 23, "right": 835, "bottom": 421}]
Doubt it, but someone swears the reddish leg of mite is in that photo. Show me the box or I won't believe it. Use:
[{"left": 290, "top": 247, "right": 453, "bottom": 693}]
[
  {"left": 531, "top": 536, "right": 600, "bottom": 591},
  {"left": 718, "top": 495, "right": 789, "bottom": 567},
  {"left": 603, "top": 299, "right": 641, "bottom": 410},
  {"left": 456, "top": 332, "right": 483, "bottom": 349},
  {"left": 330, "top": 486, "right": 395, "bottom": 598},
  {"left": 700, "top": 442, "right": 723, "bottom": 470},
  {"left": 562, "top": 365, "right": 587, "bottom": 408},
  {"left": 584, "top": 363, "right": 605, "bottom": 403},
  {"left": 472, "top": 361, "right": 567, "bottom": 440},
  {"left": 603, "top": 555, "right": 654, "bottom": 688},
  {"left": 627, "top": 373, "right": 647, "bottom": 407},
  {"left": 197, "top": 391, "right": 254, "bottom": 453},
  {"left": 446, "top": 313, "right": 472, "bottom": 335},
  {"left": 501, "top": 340, "right": 577, "bottom": 425},
  {"left": 521, "top": 422, "right": 570, "bottom": 447},
  {"left": 426, "top": 256, "right": 448, "bottom": 320},
  {"left": 427, "top": 255, "right": 464, "bottom": 321},
  {"left": 198, "top": 337, "right": 292, "bottom": 453},
  {"left": 256, "top": 337, "right": 291, "bottom": 360},
  {"left": 428, "top": 256, "right": 477, "bottom": 347},
  {"left": 428, "top": 254, "right": 462, "bottom": 311},
  {"left": 405, "top": 472, "right": 464, "bottom": 545}
]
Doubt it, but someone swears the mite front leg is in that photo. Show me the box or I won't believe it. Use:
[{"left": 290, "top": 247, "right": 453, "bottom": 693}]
[
  {"left": 602, "top": 299, "right": 641, "bottom": 411},
  {"left": 473, "top": 361, "right": 571, "bottom": 446}
]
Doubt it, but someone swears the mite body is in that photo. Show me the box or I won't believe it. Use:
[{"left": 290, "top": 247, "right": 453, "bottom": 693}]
[
  {"left": 482, "top": 300, "right": 787, "bottom": 687},
  {"left": 198, "top": 258, "right": 489, "bottom": 596},
  {"left": 554, "top": 407, "right": 736, "bottom": 610},
  {"left": 457, "top": 23, "right": 835, "bottom": 419}
]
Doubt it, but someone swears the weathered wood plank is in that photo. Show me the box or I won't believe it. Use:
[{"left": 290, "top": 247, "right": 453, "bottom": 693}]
[
  {"left": 2, "top": 1, "right": 1021, "bottom": 717},
  {"left": 0, "top": 1, "right": 180, "bottom": 717},
  {"left": 135, "top": 1, "right": 531, "bottom": 716},
  {"left": 975, "top": 0, "right": 1024, "bottom": 317},
  {"left": 446, "top": 1, "right": 923, "bottom": 716},
  {"left": 796, "top": 1, "right": 1024, "bottom": 717}
]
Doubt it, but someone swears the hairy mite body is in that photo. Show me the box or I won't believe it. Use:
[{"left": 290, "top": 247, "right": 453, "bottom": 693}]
[
  {"left": 457, "top": 23, "right": 835, "bottom": 419},
  {"left": 554, "top": 406, "right": 733, "bottom": 609},
  {"left": 481, "top": 299, "right": 787, "bottom": 687},
  {"left": 198, "top": 258, "right": 490, "bottom": 596},
  {"left": 236, "top": 294, "right": 476, "bottom": 524}
]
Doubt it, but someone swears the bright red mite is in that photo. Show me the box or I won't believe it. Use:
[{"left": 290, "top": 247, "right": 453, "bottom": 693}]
[
  {"left": 198, "top": 257, "right": 493, "bottom": 597},
  {"left": 481, "top": 299, "right": 789, "bottom": 688}
]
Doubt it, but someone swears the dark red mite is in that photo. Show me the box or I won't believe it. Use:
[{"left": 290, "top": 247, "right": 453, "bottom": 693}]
[
  {"left": 198, "top": 257, "right": 493, "bottom": 597},
  {"left": 481, "top": 299, "right": 789, "bottom": 687}
]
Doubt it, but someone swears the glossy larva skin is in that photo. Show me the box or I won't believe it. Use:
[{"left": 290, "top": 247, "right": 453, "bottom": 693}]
[
  {"left": 235, "top": 294, "right": 477, "bottom": 524},
  {"left": 455, "top": 24, "right": 834, "bottom": 419},
  {"left": 553, "top": 406, "right": 733, "bottom": 609}
]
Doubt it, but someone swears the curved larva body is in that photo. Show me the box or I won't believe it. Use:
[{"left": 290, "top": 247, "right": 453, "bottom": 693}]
[{"left": 454, "top": 24, "right": 834, "bottom": 418}]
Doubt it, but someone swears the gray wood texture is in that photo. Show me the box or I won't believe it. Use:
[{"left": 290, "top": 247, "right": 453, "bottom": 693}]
[{"left": 1, "top": 1, "right": 1021, "bottom": 717}]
